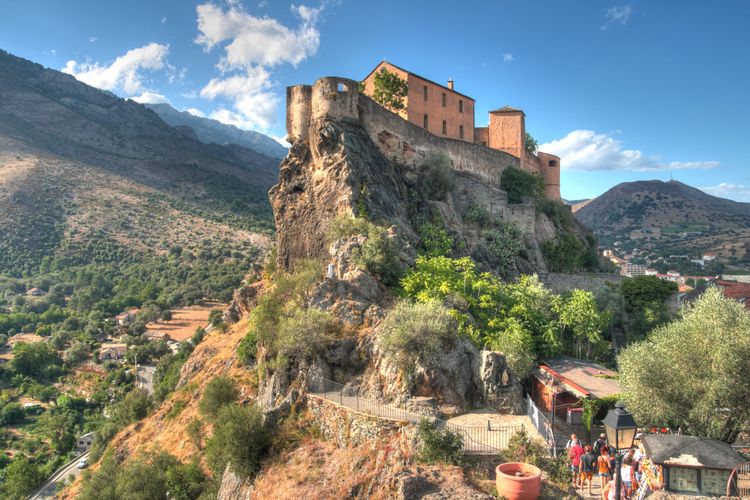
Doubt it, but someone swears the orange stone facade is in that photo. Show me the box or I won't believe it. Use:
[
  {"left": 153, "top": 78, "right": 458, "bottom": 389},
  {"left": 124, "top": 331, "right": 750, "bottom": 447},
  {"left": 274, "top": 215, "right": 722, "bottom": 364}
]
[
  {"left": 362, "top": 61, "right": 475, "bottom": 143},
  {"left": 362, "top": 61, "right": 560, "bottom": 200}
]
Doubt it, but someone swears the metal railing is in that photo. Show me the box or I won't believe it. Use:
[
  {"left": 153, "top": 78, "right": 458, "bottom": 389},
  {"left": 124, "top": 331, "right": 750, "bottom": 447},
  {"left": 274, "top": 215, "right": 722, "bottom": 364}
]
[
  {"left": 727, "top": 461, "right": 750, "bottom": 498},
  {"left": 308, "top": 377, "right": 523, "bottom": 455},
  {"left": 526, "top": 393, "right": 556, "bottom": 456}
]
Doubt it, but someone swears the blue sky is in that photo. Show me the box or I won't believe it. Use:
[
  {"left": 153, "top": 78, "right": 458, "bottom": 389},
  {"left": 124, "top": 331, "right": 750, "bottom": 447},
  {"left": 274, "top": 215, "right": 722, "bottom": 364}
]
[{"left": 2, "top": 0, "right": 749, "bottom": 201}]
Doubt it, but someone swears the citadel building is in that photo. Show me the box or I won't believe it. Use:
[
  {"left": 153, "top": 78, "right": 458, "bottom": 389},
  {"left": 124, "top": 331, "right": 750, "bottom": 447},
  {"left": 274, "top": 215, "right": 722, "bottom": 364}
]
[{"left": 361, "top": 61, "right": 560, "bottom": 200}]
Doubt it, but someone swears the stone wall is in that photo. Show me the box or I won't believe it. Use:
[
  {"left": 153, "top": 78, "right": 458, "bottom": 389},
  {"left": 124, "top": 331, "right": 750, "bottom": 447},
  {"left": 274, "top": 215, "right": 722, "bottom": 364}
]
[
  {"left": 306, "top": 394, "right": 416, "bottom": 449},
  {"left": 543, "top": 272, "right": 623, "bottom": 295}
]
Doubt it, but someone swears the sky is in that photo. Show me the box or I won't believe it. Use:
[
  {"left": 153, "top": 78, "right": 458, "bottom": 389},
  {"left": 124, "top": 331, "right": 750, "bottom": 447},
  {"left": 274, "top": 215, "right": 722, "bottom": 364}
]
[{"left": 2, "top": 0, "right": 749, "bottom": 201}]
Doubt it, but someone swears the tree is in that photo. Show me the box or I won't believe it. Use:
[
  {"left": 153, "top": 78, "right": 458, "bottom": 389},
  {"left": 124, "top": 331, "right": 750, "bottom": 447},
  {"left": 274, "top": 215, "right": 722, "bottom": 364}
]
[
  {"left": 370, "top": 67, "right": 408, "bottom": 111},
  {"left": 199, "top": 376, "right": 238, "bottom": 420},
  {"left": 500, "top": 167, "right": 544, "bottom": 204},
  {"left": 205, "top": 404, "right": 270, "bottom": 477},
  {"left": 2, "top": 457, "right": 44, "bottom": 499},
  {"left": 11, "top": 341, "right": 62, "bottom": 379},
  {"left": 554, "top": 289, "right": 610, "bottom": 358},
  {"left": 621, "top": 275, "right": 677, "bottom": 342},
  {"left": 524, "top": 132, "right": 538, "bottom": 155},
  {"left": 619, "top": 288, "right": 750, "bottom": 443},
  {"left": 38, "top": 408, "right": 78, "bottom": 453}
]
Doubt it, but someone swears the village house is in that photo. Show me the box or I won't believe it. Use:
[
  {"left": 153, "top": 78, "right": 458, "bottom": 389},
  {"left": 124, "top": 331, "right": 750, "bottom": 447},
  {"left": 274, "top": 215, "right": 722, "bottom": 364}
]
[
  {"left": 361, "top": 61, "right": 561, "bottom": 200},
  {"left": 114, "top": 307, "right": 140, "bottom": 326},
  {"left": 530, "top": 356, "right": 621, "bottom": 425},
  {"left": 75, "top": 431, "right": 95, "bottom": 453},
  {"left": 143, "top": 330, "right": 170, "bottom": 342},
  {"left": 641, "top": 434, "right": 745, "bottom": 496},
  {"left": 25, "top": 287, "right": 44, "bottom": 297},
  {"left": 99, "top": 343, "right": 127, "bottom": 361}
]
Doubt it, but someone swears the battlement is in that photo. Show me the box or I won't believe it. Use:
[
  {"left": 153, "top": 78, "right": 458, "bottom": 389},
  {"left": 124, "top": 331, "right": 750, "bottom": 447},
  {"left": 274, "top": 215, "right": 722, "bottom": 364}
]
[{"left": 286, "top": 76, "right": 560, "bottom": 199}]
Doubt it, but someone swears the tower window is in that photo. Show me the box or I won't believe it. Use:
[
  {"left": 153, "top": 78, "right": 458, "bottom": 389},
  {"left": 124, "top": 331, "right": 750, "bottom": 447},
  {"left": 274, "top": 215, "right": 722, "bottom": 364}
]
[
  {"left": 459, "top": 125, "right": 464, "bottom": 139},
  {"left": 548, "top": 160, "right": 558, "bottom": 167},
  {"left": 423, "top": 114, "right": 429, "bottom": 130},
  {"left": 442, "top": 120, "right": 447, "bottom": 134},
  {"left": 442, "top": 93, "right": 446, "bottom": 107},
  {"left": 423, "top": 85, "right": 428, "bottom": 101},
  {"left": 459, "top": 100, "right": 464, "bottom": 113}
]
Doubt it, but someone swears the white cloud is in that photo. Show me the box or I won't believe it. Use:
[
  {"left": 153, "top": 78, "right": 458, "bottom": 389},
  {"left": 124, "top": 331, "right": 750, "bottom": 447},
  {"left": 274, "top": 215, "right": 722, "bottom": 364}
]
[
  {"left": 601, "top": 5, "right": 633, "bottom": 30},
  {"left": 540, "top": 130, "right": 719, "bottom": 172},
  {"left": 185, "top": 108, "right": 206, "bottom": 117},
  {"left": 502, "top": 53, "right": 514, "bottom": 63},
  {"left": 130, "top": 91, "right": 171, "bottom": 104},
  {"left": 195, "top": 2, "right": 322, "bottom": 69},
  {"left": 89, "top": 36, "right": 98, "bottom": 43},
  {"left": 62, "top": 42, "right": 169, "bottom": 94},
  {"left": 194, "top": 2, "right": 325, "bottom": 130},
  {"left": 700, "top": 183, "right": 750, "bottom": 202}
]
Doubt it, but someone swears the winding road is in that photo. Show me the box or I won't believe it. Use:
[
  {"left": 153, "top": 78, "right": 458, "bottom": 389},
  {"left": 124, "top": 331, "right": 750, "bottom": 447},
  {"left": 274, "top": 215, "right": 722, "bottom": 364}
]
[{"left": 29, "top": 451, "right": 89, "bottom": 500}]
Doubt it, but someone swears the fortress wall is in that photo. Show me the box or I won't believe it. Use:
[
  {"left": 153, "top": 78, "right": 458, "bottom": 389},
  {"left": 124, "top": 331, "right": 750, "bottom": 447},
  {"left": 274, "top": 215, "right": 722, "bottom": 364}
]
[
  {"left": 286, "top": 85, "right": 312, "bottom": 142},
  {"left": 474, "top": 127, "right": 489, "bottom": 146},
  {"left": 498, "top": 204, "right": 537, "bottom": 235},
  {"left": 537, "top": 151, "right": 561, "bottom": 200},
  {"left": 357, "top": 94, "right": 520, "bottom": 188},
  {"left": 311, "top": 77, "right": 360, "bottom": 123}
]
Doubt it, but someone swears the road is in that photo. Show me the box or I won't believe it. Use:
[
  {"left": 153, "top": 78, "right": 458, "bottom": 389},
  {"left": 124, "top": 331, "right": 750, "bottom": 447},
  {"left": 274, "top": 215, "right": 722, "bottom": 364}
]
[
  {"left": 136, "top": 364, "right": 156, "bottom": 395},
  {"left": 29, "top": 451, "right": 89, "bottom": 500}
]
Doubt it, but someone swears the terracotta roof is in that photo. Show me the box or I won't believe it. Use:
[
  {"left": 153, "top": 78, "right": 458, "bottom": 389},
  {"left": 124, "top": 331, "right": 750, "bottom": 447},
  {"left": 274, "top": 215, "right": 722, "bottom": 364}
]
[
  {"left": 541, "top": 356, "right": 621, "bottom": 399},
  {"left": 643, "top": 434, "right": 745, "bottom": 470},
  {"left": 717, "top": 281, "right": 750, "bottom": 309},
  {"left": 489, "top": 105, "right": 525, "bottom": 114},
  {"left": 363, "top": 60, "right": 476, "bottom": 101}
]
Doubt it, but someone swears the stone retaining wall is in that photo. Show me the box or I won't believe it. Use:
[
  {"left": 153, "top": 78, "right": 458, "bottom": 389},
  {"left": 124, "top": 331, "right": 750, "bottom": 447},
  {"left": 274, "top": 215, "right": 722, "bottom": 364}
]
[{"left": 306, "top": 394, "right": 416, "bottom": 449}]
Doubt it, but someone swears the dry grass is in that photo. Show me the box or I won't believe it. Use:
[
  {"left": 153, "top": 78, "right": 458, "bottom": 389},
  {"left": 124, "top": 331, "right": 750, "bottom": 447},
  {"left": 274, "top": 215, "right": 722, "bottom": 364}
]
[{"left": 145, "top": 302, "right": 225, "bottom": 341}]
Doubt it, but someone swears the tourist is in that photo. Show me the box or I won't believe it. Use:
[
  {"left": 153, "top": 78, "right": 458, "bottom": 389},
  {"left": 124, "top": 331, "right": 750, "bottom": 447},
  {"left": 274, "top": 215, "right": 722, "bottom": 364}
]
[
  {"left": 621, "top": 456, "right": 635, "bottom": 497},
  {"left": 601, "top": 473, "right": 628, "bottom": 500},
  {"left": 594, "top": 433, "right": 608, "bottom": 454},
  {"left": 597, "top": 447, "right": 612, "bottom": 490},
  {"left": 566, "top": 433, "right": 580, "bottom": 449},
  {"left": 579, "top": 445, "right": 597, "bottom": 496},
  {"left": 569, "top": 439, "right": 585, "bottom": 488}
]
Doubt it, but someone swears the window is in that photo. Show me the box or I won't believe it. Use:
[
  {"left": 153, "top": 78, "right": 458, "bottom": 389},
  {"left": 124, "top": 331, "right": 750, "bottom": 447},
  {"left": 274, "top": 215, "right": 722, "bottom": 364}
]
[
  {"left": 442, "top": 120, "right": 447, "bottom": 134},
  {"left": 423, "top": 85, "right": 428, "bottom": 101},
  {"left": 423, "top": 114, "right": 429, "bottom": 130},
  {"left": 668, "top": 467, "right": 698, "bottom": 493},
  {"left": 459, "top": 125, "right": 464, "bottom": 139},
  {"left": 442, "top": 93, "right": 446, "bottom": 107},
  {"left": 459, "top": 100, "right": 463, "bottom": 113},
  {"left": 548, "top": 160, "right": 558, "bottom": 167}
]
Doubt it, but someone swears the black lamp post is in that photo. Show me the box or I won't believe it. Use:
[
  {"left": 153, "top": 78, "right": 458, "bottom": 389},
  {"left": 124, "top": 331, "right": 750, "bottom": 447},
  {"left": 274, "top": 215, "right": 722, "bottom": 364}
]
[{"left": 602, "top": 402, "right": 638, "bottom": 500}]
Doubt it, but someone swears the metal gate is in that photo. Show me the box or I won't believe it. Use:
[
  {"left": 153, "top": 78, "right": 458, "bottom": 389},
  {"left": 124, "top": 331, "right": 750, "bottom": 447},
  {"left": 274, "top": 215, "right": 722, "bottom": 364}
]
[{"left": 727, "top": 462, "right": 750, "bottom": 498}]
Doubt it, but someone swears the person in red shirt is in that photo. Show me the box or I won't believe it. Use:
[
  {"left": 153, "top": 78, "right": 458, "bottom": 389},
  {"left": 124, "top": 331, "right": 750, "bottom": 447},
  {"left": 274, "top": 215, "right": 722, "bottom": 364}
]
[{"left": 568, "top": 440, "right": 585, "bottom": 488}]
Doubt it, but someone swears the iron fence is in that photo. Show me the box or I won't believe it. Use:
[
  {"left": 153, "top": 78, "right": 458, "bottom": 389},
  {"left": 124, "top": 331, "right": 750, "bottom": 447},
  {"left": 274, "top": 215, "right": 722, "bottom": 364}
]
[
  {"left": 308, "top": 377, "right": 523, "bottom": 455},
  {"left": 526, "top": 393, "right": 556, "bottom": 456}
]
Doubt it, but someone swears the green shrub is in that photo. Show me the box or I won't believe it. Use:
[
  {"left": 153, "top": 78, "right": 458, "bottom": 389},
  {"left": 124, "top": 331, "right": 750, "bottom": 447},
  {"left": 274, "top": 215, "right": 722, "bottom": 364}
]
[
  {"left": 536, "top": 198, "right": 575, "bottom": 230},
  {"left": 378, "top": 300, "right": 457, "bottom": 369},
  {"left": 416, "top": 419, "right": 463, "bottom": 465},
  {"left": 326, "top": 214, "right": 373, "bottom": 242},
  {"left": 275, "top": 308, "right": 339, "bottom": 359},
  {"left": 505, "top": 427, "right": 547, "bottom": 464},
  {"left": 421, "top": 152, "right": 455, "bottom": 200},
  {"left": 237, "top": 327, "right": 258, "bottom": 364},
  {"left": 417, "top": 219, "right": 453, "bottom": 257},
  {"left": 199, "top": 376, "right": 238, "bottom": 420},
  {"left": 355, "top": 226, "right": 402, "bottom": 286},
  {"left": 541, "top": 234, "right": 597, "bottom": 272},
  {"left": 205, "top": 404, "right": 270, "bottom": 478},
  {"left": 483, "top": 222, "right": 522, "bottom": 272},
  {"left": 500, "top": 167, "right": 544, "bottom": 203},
  {"left": 464, "top": 204, "right": 491, "bottom": 227}
]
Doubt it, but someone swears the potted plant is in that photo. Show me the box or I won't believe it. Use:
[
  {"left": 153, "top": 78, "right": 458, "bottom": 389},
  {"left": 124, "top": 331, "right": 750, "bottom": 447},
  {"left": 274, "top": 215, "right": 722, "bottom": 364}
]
[{"left": 496, "top": 429, "right": 544, "bottom": 499}]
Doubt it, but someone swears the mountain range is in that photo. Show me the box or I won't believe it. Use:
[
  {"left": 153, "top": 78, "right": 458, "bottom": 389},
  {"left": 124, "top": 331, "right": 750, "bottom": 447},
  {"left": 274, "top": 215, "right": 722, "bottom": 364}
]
[
  {"left": 575, "top": 180, "right": 750, "bottom": 265},
  {"left": 0, "top": 49, "right": 279, "bottom": 276},
  {"left": 144, "top": 102, "right": 288, "bottom": 160}
]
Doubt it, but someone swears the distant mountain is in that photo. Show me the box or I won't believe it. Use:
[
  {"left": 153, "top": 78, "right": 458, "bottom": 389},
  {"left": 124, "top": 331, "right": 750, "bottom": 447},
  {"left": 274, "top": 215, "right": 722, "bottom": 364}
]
[
  {"left": 0, "top": 49, "right": 276, "bottom": 276},
  {"left": 145, "top": 102, "right": 288, "bottom": 159},
  {"left": 576, "top": 180, "right": 750, "bottom": 264}
]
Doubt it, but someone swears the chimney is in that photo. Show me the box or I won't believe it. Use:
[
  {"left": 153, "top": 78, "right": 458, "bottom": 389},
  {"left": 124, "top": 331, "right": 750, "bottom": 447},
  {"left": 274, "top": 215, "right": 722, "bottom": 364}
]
[{"left": 447, "top": 79, "right": 454, "bottom": 90}]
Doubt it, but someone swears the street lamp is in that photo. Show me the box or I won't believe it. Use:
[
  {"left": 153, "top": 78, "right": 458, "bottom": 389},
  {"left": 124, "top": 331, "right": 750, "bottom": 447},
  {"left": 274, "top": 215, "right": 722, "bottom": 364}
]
[{"left": 602, "top": 402, "right": 638, "bottom": 500}]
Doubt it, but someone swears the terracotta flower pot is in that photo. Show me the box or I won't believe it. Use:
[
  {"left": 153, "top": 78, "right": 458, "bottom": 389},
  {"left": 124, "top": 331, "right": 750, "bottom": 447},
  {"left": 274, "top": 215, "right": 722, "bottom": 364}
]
[{"left": 495, "top": 462, "right": 542, "bottom": 500}]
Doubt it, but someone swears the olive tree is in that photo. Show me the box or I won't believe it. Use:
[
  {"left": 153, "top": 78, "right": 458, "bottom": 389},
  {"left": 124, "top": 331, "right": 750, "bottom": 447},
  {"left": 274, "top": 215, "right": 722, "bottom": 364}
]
[{"left": 618, "top": 288, "right": 750, "bottom": 443}]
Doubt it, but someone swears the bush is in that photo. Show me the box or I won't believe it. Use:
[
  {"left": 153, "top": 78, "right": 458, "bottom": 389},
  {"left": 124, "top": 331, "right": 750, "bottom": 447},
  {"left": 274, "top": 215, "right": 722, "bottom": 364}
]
[
  {"left": 505, "top": 427, "right": 548, "bottom": 464},
  {"left": 199, "top": 376, "right": 238, "bottom": 420},
  {"left": 483, "top": 222, "right": 522, "bottom": 272},
  {"left": 421, "top": 152, "right": 454, "bottom": 200},
  {"left": 378, "top": 300, "right": 456, "bottom": 369},
  {"left": 417, "top": 219, "right": 453, "bottom": 257},
  {"left": 416, "top": 419, "right": 463, "bottom": 465},
  {"left": 500, "top": 167, "right": 544, "bottom": 203},
  {"left": 275, "top": 308, "right": 339, "bottom": 359},
  {"left": 326, "top": 216, "right": 401, "bottom": 285},
  {"left": 205, "top": 404, "right": 270, "bottom": 478},
  {"left": 464, "top": 204, "right": 491, "bottom": 227},
  {"left": 541, "top": 234, "right": 597, "bottom": 272}
]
